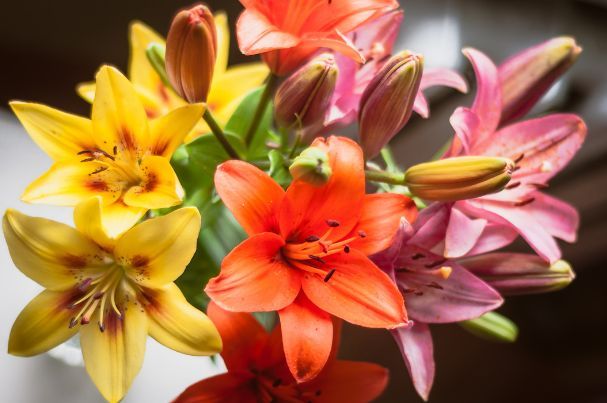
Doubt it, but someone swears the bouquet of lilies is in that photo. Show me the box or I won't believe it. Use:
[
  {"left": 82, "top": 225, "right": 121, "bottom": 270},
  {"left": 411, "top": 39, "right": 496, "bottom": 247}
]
[{"left": 4, "top": 1, "right": 587, "bottom": 402}]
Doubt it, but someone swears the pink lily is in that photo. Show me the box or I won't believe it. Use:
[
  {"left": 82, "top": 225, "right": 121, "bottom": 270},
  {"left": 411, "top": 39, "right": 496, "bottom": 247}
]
[
  {"left": 444, "top": 46, "right": 587, "bottom": 263},
  {"left": 326, "top": 10, "right": 468, "bottom": 129},
  {"left": 372, "top": 203, "right": 504, "bottom": 401}
]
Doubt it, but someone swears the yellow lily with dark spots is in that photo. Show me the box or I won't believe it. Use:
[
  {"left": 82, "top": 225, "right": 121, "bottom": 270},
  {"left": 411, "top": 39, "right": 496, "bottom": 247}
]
[
  {"left": 11, "top": 65, "right": 202, "bottom": 237},
  {"left": 77, "top": 14, "right": 269, "bottom": 142},
  {"left": 4, "top": 197, "right": 222, "bottom": 403}
]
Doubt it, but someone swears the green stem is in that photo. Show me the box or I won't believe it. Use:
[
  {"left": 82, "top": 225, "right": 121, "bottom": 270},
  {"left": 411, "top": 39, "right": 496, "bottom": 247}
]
[
  {"left": 380, "top": 147, "right": 398, "bottom": 170},
  {"left": 244, "top": 73, "right": 278, "bottom": 146},
  {"left": 203, "top": 110, "right": 240, "bottom": 160},
  {"left": 365, "top": 169, "right": 405, "bottom": 185}
]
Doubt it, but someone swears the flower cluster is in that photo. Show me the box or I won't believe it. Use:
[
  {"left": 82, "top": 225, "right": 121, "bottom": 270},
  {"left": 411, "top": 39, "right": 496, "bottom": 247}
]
[{"left": 4, "top": 1, "right": 586, "bottom": 402}]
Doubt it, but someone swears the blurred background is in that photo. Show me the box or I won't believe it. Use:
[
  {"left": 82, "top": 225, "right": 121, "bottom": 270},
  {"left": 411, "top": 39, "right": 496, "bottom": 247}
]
[{"left": 0, "top": 0, "right": 606, "bottom": 402}]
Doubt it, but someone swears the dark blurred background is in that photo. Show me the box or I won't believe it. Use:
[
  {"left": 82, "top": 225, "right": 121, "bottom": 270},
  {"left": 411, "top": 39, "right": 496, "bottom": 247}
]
[{"left": 0, "top": 0, "right": 606, "bottom": 402}]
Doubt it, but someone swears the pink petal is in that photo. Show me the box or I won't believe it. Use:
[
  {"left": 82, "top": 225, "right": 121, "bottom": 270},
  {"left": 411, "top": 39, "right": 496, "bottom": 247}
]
[
  {"left": 444, "top": 208, "right": 487, "bottom": 258},
  {"left": 413, "top": 92, "right": 430, "bottom": 119},
  {"left": 465, "top": 219, "right": 519, "bottom": 256},
  {"left": 396, "top": 262, "right": 503, "bottom": 323},
  {"left": 391, "top": 323, "right": 435, "bottom": 401},
  {"left": 370, "top": 218, "right": 414, "bottom": 277},
  {"left": 420, "top": 68, "right": 468, "bottom": 93},
  {"left": 447, "top": 107, "right": 480, "bottom": 156},
  {"left": 517, "top": 192, "right": 579, "bottom": 243},
  {"left": 462, "top": 48, "right": 502, "bottom": 144},
  {"left": 409, "top": 203, "right": 450, "bottom": 250}
]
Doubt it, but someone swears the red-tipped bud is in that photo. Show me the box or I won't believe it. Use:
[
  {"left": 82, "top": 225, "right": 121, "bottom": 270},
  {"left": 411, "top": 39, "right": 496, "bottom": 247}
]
[
  {"left": 499, "top": 36, "right": 582, "bottom": 125},
  {"left": 165, "top": 4, "right": 216, "bottom": 103},
  {"left": 274, "top": 54, "right": 338, "bottom": 133},
  {"left": 359, "top": 51, "right": 424, "bottom": 158}
]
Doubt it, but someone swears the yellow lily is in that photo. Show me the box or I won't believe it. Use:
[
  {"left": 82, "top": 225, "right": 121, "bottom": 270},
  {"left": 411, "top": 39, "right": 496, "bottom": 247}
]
[
  {"left": 11, "top": 65, "right": 202, "bottom": 237},
  {"left": 77, "top": 14, "right": 269, "bottom": 142},
  {"left": 4, "top": 198, "right": 222, "bottom": 403}
]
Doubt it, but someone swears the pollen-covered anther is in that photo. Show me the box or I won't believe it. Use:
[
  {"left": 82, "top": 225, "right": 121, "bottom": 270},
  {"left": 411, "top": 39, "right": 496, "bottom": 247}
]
[
  {"left": 514, "top": 197, "right": 535, "bottom": 207},
  {"left": 326, "top": 219, "right": 340, "bottom": 227},
  {"left": 324, "top": 269, "right": 336, "bottom": 282}
]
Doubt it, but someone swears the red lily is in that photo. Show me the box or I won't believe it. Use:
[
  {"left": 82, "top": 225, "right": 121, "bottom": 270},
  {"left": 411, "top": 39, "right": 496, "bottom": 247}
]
[
  {"left": 206, "top": 136, "right": 416, "bottom": 382},
  {"left": 236, "top": 0, "right": 399, "bottom": 75},
  {"left": 173, "top": 302, "right": 389, "bottom": 403}
]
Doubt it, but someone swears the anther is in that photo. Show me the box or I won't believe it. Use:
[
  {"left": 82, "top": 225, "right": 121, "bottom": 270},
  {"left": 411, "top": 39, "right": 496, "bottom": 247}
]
[
  {"left": 323, "top": 269, "right": 336, "bottom": 282},
  {"left": 93, "top": 292, "right": 104, "bottom": 300},
  {"left": 513, "top": 153, "right": 525, "bottom": 163},
  {"left": 77, "top": 150, "right": 93, "bottom": 155},
  {"left": 113, "top": 145, "right": 118, "bottom": 155},
  {"left": 80, "top": 157, "right": 95, "bottom": 163},
  {"left": 514, "top": 197, "right": 535, "bottom": 207},
  {"left": 424, "top": 258, "right": 447, "bottom": 268},
  {"left": 512, "top": 166, "right": 521, "bottom": 172},
  {"left": 411, "top": 253, "right": 425, "bottom": 260},
  {"left": 309, "top": 255, "right": 326, "bottom": 264},
  {"left": 305, "top": 235, "right": 320, "bottom": 242},
  {"left": 401, "top": 288, "right": 417, "bottom": 294},
  {"left": 344, "top": 245, "right": 350, "bottom": 253},
  {"left": 272, "top": 379, "right": 282, "bottom": 388},
  {"left": 77, "top": 278, "right": 93, "bottom": 292},
  {"left": 326, "top": 219, "right": 340, "bottom": 227},
  {"left": 426, "top": 281, "right": 444, "bottom": 290},
  {"left": 98, "top": 322, "right": 106, "bottom": 332},
  {"left": 90, "top": 166, "right": 108, "bottom": 175},
  {"left": 358, "top": 230, "right": 367, "bottom": 238},
  {"left": 505, "top": 181, "right": 521, "bottom": 190},
  {"left": 414, "top": 291, "right": 424, "bottom": 296},
  {"left": 68, "top": 318, "right": 78, "bottom": 328},
  {"left": 531, "top": 182, "right": 549, "bottom": 189}
]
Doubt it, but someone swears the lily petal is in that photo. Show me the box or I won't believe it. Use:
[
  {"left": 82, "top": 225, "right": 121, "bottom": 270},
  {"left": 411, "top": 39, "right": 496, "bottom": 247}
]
[
  {"left": 523, "top": 192, "right": 579, "bottom": 243},
  {"left": 465, "top": 220, "right": 518, "bottom": 256},
  {"left": 447, "top": 107, "right": 480, "bottom": 156},
  {"left": 146, "top": 283, "right": 221, "bottom": 356},
  {"left": 10, "top": 102, "right": 96, "bottom": 161},
  {"left": 213, "top": 12, "right": 230, "bottom": 76},
  {"left": 8, "top": 289, "right": 79, "bottom": 356},
  {"left": 397, "top": 262, "right": 503, "bottom": 323},
  {"left": 3, "top": 209, "right": 106, "bottom": 291},
  {"left": 173, "top": 373, "right": 257, "bottom": 403},
  {"left": 420, "top": 68, "right": 468, "bottom": 93},
  {"left": 444, "top": 208, "right": 487, "bottom": 258},
  {"left": 99, "top": 201, "right": 147, "bottom": 240},
  {"left": 207, "top": 301, "right": 268, "bottom": 372},
  {"left": 80, "top": 302, "right": 148, "bottom": 403},
  {"left": 236, "top": 9, "right": 300, "bottom": 55},
  {"left": 76, "top": 82, "right": 96, "bottom": 103},
  {"left": 129, "top": 21, "right": 166, "bottom": 90},
  {"left": 148, "top": 104, "right": 205, "bottom": 157},
  {"left": 278, "top": 292, "right": 333, "bottom": 383},
  {"left": 302, "top": 249, "right": 406, "bottom": 328},
  {"left": 123, "top": 155, "right": 184, "bottom": 209},
  {"left": 92, "top": 65, "right": 150, "bottom": 157},
  {"left": 116, "top": 207, "right": 200, "bottom": 288},
  {"left": 21, "top": 161, "right": 122, "bottom": 206},
  {"left": 391, "top": 323, "right": 435, "bottom": 401},
  {"left": 348, "top": 193, "right": 418, "bottom": 256},
  {"left": 280, "top": 136, "right": 365, "bottom": 242},
  {"left": 215, "top": 160, "right": 285, "bottom": 235},
  {"left": 74, "top": 197, "right": 115, "bottom": 250},
  {"left": 205, "top": 233, "right": 301, "bottom": 312}
]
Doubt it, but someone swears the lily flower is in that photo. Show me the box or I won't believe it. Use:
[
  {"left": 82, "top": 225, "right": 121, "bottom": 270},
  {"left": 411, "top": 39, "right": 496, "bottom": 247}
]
[
  {"left": 12, "top": 66, "right": 202, "bottom": 237},
  {"left": 77, "top": 15, "right": 268, "bottom": 142},
  {"left": 444, "top": 46, "right": 587, "bottom": 262},
  {"left": 174, "top": 302, "right": 389, "bottom": 403},
  {"left": 4, "top": 198, "right": 222, "bottom": 403},
  {"left": 206, "top": 136, "right": 416, "bottom": 382},
  {"left": 236, "top": 0, "right": 400, "bottom": 76},
  {"left": 326, "top": 10, "right": 468, "bottom": 130}
]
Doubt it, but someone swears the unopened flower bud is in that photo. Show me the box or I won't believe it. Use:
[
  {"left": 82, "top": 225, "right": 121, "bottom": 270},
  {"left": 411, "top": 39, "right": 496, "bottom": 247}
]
[
  {"left": 289, "top": 146, "right": 332, "bottom": 186},
  {"left": 359, "top": 51, "right": 424, "bottom": 158},
  {"left": 274, "top": 54, "right": 337, "bottom": 132},
  {"left": 405, "top": 156, "right": 514, "bottom": 201},
  {"left": 165, "top": 4, "right": 216, "bottom": 103},
  {"left": 146, "top": 42, "right": 170, "bottom": 87},
  {"left": 461, "top": 253, "right": 575, "bottom": 296},
  {"left": 460, "top": 312, "right": 519, "bottom": 343},
  {"left": 499, "top": 36, "right": 582, "bottom": 124}
]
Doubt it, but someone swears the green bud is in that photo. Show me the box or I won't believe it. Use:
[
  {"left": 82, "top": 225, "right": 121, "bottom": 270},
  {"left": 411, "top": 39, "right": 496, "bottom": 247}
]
[
  {"left": 146, "top": 42, "right": 171, "bottom": 88},
  {"left": 460, "top": 311, "right": 519, "bottom": 343},
  {"left": 289, "top": 146, "right": 332, "bottom": 186}
]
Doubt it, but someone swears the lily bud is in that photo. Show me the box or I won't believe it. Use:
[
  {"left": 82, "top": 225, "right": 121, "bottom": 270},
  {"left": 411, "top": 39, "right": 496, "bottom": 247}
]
[
  {"left": 405, "top": 156, "right": 514, "bottom": 201},
  {"left": 460, "top": 312, "right": 519, "bottom": 343},
  {"left": 274, "top": 54, "right": 337, "bottom": 132},
  {"left": 359, "top": 51, "right": 424, "bottom": 158},
  {"left": 289, "top": 146, "right": 332, "bottom": 186},
  {"left": 461, "top": 253, "right": 575, "bottom": 296},
  {"left": 165, "top": 4, "right": 216, "bottom": 103},
  {"left": 146, "top": 43, "right": 170, "bottom": 87},
  {"left": 499, "top": 36, "right": 582, "bottom": 124}
]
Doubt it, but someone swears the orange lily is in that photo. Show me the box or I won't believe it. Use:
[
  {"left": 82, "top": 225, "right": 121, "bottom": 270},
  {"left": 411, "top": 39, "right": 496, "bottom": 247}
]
[
  {"left": 236, "top": 0, "right": 399, "bottom": 75},
  {"left": 174, "top": 302, "right": 389, "bottom": 403},
  {"left": 206, "top": 136, "right": 416, "bottom": 382}
]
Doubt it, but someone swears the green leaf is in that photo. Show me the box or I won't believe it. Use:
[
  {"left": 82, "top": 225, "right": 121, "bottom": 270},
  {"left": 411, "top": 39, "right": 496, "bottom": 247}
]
[
  {"left": 268, "top": 150, "right": 292, "bottom": 187},
  {"left": 459, "top": 311, "right": 519, "bottom": 343}
]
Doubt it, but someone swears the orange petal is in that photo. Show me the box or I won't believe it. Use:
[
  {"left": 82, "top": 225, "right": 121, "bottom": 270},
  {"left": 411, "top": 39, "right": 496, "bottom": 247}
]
[
  {"left": 207, "top": 301, "right": 268, "bottom": 372},
  {"left": 172, "top": 373, "right": 257, "bottom": 403},
  {"left": 349, "top": 193, "right": 418, "bottom": 256},
  {"left": 305, "top": 360, "right": 389, "bottom": 403},
  {"left": 214, "top": 160, "right": 285, "bottom": 235},
  {"left": 205, "top": 233, "right": 300, "bottom": 312},
  {"left": 302, "top": 249, "right": 406, "bottom": 328},
  {"left": 279, "top": 136, "right": 365, "bottom": 242},
  {"left": 278, "top": 293, "right": 333, "bottom": 383},
  {"left": 236, "top": 9, "right": 300, "bottom": 55}
]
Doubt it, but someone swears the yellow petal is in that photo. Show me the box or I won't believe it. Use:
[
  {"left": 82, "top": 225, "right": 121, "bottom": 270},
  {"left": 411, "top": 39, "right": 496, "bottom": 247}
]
[
  {"left": 76, "top": 82, "right": 96, "bottom": 104},
  {"left": 80, "top": 301, "right": 148, "bottom": 403},
  {"left": 213, "top": 12, "right": 230, "bottom": 77},
  {"left": 123, "top": 155, "right": 184, "bottom": 209},
  {"left": 74, "top": 197, "right": 115, "bottom": 250},
  {"left": 92, "top": 65, "right": 150, "bottom": 157},
  {"left": 129, "top": 21, "right": 166, "bottom": 91},
  {"left": 207, "top": 63, "right": 269, "bottom": 119},
  {"left": 149, "top": 103, "right": 205, "bottom": 157},
  {"left": 3, "top": 209, "right": 108, "bottom": 291},
  {"left": 115, "top": 207, "right": 201, "bottom": 288},
  {"left": 10, "top": 101, "right": 96, "bottom": 161},
  {"left": 184, "top": 120, "right": 211, "bottom": 143},
  {"left": 146, "top": 283, "right": 221, "bottom": 356},
  {"left": 22, "top": 161, "right": 123, "bottom": 206},
  {"left": 8, "top": 289, "right": 79, "bottom": 356},
  {"left": 99, "top": 200, "right": 147, "bottom": 239}
]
